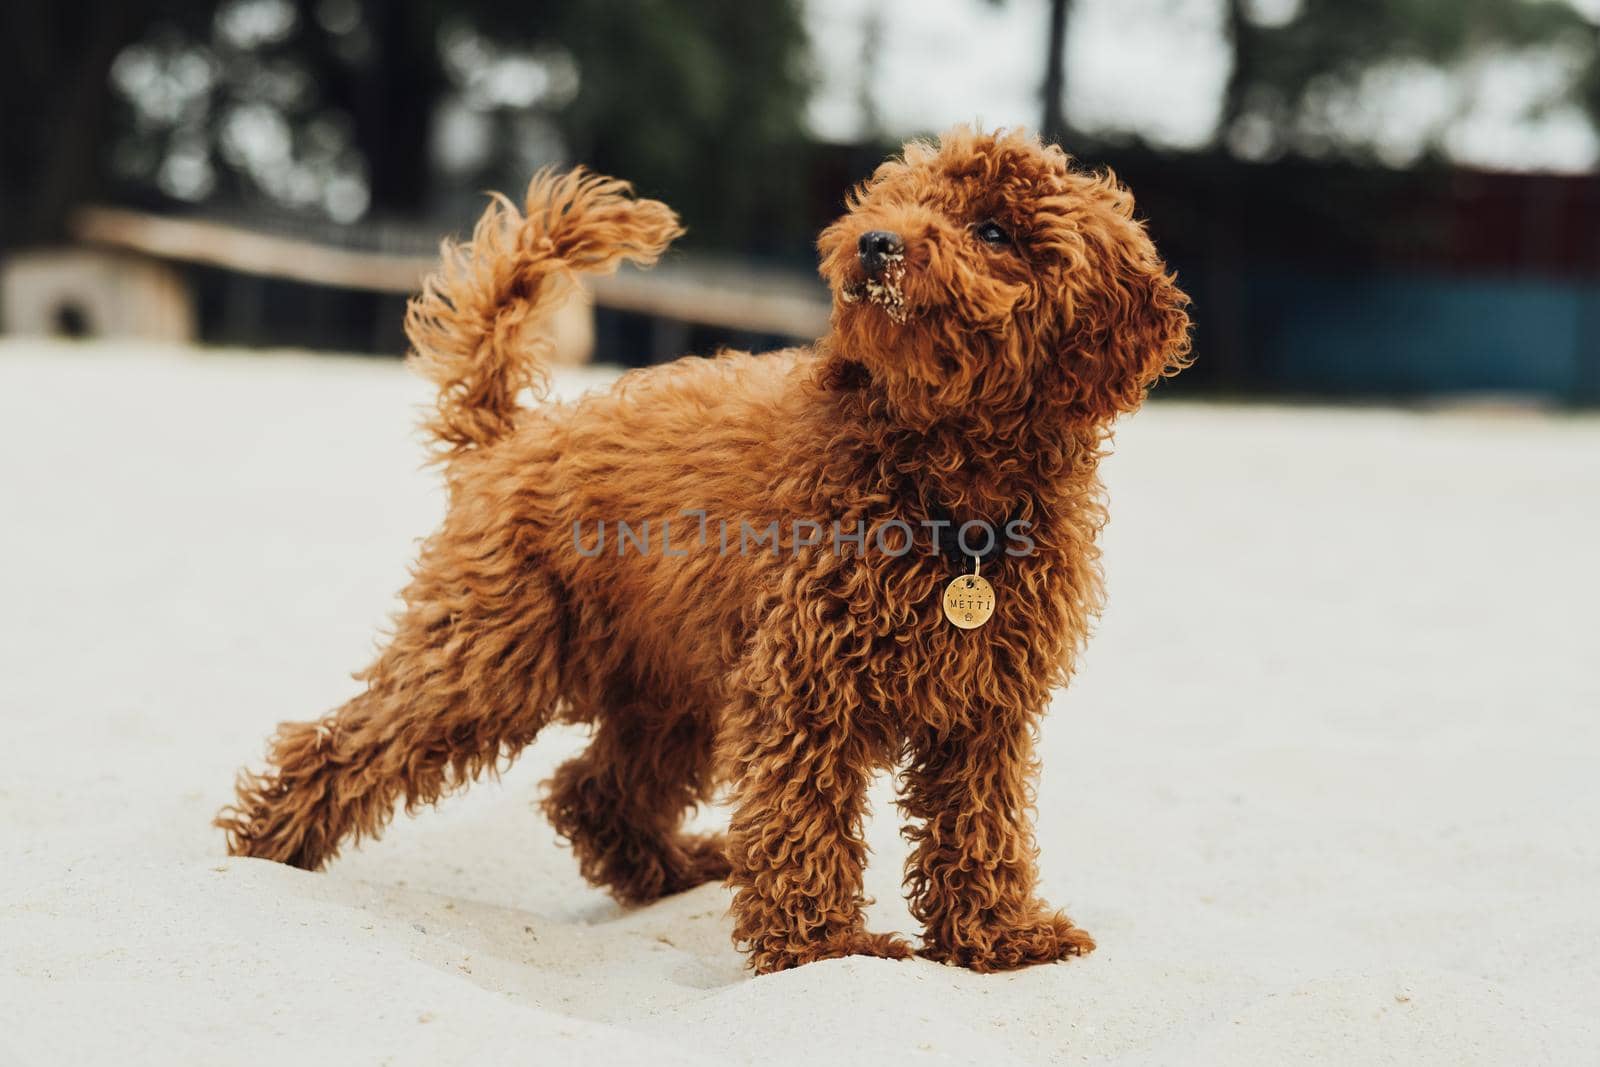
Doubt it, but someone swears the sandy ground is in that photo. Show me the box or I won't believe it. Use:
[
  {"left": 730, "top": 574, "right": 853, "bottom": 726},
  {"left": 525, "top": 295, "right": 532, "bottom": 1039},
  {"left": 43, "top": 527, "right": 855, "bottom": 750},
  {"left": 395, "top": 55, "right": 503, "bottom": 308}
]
[{"left": 1, "top": 339, "right": 1597, "bottom": 1065}]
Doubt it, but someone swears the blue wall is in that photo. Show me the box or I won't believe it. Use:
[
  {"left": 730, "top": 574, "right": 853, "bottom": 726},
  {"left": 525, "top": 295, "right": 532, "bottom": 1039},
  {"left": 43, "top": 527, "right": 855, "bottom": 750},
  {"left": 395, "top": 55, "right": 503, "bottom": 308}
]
[{"left": 1247, "top": 265, "right": 1600, "bottom": 401}]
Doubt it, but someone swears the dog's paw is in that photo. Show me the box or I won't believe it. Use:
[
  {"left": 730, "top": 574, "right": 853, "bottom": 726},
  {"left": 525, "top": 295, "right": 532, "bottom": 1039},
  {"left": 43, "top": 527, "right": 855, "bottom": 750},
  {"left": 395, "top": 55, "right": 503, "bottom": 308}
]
[
  {"left": 920, "top": 911, "right": 1095, "bottom": 972},
  {"left": 602, "top": 832, "right": 731, "bottom": 904},
  {"left": 663, "top": 832, "right": 732, "bottom": 893},
  {"left": 750, "top": 929, "right": 915, "bottom": 974}
]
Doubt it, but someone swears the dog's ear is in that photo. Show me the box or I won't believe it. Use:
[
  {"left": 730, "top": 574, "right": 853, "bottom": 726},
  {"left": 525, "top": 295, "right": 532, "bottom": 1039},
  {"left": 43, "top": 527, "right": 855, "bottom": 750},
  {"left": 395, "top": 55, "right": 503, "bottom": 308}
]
[{"left": 1051, "top": 176, "right": 1191, "bottom": 420}]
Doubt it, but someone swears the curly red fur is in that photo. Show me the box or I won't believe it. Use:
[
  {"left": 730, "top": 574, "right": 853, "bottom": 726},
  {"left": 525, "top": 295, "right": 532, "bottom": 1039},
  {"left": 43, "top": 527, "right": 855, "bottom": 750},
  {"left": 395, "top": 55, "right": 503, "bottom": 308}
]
[
  {"left": 406, "top": 167, "right": 683, "bottom": 460},
  {"left": 217, "top": 126, "right": 1190, "bottom": 975}
]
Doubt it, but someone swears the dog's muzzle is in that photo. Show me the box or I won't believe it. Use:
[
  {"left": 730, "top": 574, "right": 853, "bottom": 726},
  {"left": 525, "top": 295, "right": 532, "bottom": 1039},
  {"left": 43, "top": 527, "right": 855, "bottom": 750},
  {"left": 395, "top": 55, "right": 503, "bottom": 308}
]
[{"left": 858, "top": 231, "right": 905, "bottom": 276}]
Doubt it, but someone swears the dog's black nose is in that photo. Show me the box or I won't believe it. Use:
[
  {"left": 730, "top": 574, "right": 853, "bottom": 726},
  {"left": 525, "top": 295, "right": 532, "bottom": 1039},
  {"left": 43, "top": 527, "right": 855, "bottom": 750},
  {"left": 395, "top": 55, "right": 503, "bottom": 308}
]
[{"left": 857, "top": 230, "right": 904, "bottom": 275}]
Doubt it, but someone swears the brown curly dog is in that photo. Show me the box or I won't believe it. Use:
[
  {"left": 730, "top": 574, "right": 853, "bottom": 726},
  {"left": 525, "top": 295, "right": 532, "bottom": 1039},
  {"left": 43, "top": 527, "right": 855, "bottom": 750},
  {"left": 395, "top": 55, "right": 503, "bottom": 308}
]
[{"left": 217, "top": 126, "right": 1190, "bottom": 974}]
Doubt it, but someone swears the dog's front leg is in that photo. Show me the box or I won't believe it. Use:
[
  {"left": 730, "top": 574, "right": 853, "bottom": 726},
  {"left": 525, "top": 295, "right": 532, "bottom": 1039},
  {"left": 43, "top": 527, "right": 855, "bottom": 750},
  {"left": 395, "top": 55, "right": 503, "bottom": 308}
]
[
  {"left": 901, "top": 710, "right": 1096, "bottom": 971},
  {"left": 721, "top": 594, "right": 913, "bottom": 974}
]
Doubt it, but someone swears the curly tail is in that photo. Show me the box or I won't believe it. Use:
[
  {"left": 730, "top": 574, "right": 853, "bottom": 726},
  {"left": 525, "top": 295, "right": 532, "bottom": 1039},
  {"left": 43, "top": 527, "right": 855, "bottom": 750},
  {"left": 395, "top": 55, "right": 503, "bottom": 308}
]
[{"left": 405, "top": 168, "right": 682, "bottom": 459}]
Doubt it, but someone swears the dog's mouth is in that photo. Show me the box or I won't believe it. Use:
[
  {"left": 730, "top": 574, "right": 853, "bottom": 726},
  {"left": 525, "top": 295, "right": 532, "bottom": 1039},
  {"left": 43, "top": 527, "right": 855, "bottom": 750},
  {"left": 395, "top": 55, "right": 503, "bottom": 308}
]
[{"left": 837, "top": 254, "right": 909, "bottom": 324}]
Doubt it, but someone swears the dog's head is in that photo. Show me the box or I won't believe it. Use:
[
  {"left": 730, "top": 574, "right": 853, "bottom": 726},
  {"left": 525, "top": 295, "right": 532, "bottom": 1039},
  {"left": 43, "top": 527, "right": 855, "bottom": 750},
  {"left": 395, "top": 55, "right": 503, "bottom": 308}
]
[{"left": 818, "top": 126, "right": 1191, "bottom": 426}]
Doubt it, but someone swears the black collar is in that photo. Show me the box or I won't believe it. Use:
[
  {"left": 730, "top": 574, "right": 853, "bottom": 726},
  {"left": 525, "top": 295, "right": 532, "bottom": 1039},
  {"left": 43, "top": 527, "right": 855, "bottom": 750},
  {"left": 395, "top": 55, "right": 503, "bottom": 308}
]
[{"left": 926, "top": 507, "right": 1019, "bottom": 568}]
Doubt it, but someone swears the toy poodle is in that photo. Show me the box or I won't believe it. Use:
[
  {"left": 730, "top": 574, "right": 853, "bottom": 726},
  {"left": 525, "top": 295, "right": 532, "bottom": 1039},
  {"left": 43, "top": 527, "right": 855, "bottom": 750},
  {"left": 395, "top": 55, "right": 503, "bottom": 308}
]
[{"left": 217, "top": 126, "right": 1191, "bottom": 974}]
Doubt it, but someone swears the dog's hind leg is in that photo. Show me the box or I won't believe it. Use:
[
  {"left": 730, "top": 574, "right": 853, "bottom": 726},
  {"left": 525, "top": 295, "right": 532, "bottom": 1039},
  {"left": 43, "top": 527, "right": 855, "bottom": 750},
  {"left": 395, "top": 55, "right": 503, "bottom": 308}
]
[
  {"left": 216, "top": 527, "right": 568, "bottom": 870},
  {"left": 542, "top": 688, "right": 728, "bottom": 904}
]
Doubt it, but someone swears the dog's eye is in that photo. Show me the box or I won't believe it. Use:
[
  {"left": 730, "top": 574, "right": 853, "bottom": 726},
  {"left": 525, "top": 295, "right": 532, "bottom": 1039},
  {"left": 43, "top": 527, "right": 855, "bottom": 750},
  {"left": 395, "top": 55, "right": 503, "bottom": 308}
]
[{"left": 974, "top": 220, "right": 1011, "bottom": 246}]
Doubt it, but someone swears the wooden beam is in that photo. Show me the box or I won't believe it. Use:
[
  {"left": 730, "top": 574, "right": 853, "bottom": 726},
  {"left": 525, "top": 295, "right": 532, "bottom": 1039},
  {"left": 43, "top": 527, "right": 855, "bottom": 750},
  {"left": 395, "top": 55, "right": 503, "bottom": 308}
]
[
  {"left": 74, "top": 206, "right": 431, "bottom": 292},
  {"left": 72, "top": 206, "right": 830, "bottom": 340}
]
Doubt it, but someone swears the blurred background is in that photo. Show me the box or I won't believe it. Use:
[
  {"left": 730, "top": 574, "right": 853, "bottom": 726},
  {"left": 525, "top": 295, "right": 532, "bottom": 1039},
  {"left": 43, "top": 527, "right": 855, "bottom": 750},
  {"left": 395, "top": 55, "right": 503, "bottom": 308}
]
[{"left": 5, "top": 0, "right": 1600, "bottom": 402}]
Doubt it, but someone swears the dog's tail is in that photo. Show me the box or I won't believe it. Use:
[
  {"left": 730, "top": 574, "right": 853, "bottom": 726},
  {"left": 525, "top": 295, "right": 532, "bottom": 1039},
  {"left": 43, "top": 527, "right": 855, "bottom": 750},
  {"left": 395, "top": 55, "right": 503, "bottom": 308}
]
[{"left": 405, "top": 168, "right": 682, "bottom": 460}]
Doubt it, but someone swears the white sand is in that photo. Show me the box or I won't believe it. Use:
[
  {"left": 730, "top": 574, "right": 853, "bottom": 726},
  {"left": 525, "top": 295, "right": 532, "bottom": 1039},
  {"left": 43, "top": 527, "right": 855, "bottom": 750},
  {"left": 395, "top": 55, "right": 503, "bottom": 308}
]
[{"left": 1, "top": 339, "right": 1597, "bottom": 1065}]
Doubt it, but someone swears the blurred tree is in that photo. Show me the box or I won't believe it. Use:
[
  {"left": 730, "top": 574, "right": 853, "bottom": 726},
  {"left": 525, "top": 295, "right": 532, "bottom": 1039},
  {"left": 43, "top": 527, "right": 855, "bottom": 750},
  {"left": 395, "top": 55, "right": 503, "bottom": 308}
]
[
  {"left": 1221, "top": 0, "right": 1594, "bottom": 166},
  {"left": 855, "top": 7, "right": 887, "bottom": 141},
  {"left": 2, "top": 0, "right": 811, "bottom": 255},
  {"left": 984, "top": 0, "right": 1074, "bottom": 144},
  {"left": 289, "top": 0, "right": 443, "bottom": 216},
  {"left": 545, "top": 0, "right": 811, "bottom": 252},
  {"left": 1040, "top": 0, "right": 1072, "bottom": 143},
  {"left": 1, "top": 1, "right": 199, "bottom": 250}
]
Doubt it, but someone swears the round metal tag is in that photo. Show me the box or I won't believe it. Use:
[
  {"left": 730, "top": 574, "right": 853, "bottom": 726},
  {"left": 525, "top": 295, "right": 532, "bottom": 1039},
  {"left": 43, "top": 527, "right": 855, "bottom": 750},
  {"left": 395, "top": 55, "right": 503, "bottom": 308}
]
[{"left": 942, "top": 573, "right": 996, "bottom": 629}]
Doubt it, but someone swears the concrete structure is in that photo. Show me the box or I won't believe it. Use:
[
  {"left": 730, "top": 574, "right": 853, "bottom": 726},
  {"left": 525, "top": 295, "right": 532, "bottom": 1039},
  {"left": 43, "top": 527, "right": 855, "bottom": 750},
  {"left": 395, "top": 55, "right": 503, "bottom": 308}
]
[{"left": 0, "top": 247, "right": 196, "bottom": 341}]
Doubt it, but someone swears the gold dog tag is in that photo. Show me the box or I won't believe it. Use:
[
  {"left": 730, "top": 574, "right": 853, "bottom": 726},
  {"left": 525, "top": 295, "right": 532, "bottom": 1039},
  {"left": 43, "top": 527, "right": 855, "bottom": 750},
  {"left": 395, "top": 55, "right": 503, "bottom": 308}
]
[{"left": 942, "top": 560, "right": 995, "bottom": 629}]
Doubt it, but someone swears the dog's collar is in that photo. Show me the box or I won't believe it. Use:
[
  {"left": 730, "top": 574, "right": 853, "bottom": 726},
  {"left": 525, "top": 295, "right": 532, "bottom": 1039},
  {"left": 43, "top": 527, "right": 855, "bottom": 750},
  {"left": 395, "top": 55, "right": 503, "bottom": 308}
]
[{"left": 925, "top": 507, "right": 1020, "bottom": 569}]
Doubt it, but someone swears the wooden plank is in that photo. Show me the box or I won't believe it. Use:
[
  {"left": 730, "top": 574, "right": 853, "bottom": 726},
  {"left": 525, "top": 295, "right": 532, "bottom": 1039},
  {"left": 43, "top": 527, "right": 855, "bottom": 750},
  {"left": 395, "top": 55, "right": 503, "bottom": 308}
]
[
  {"left": 592, "top": 264, "right": 829, "bottom": 338},
  {"left": 74, "top": 206, "right": 432, "bottom": 292},
  {"left": 72, "top": 206, "right": 830, "bottom": 340}
]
